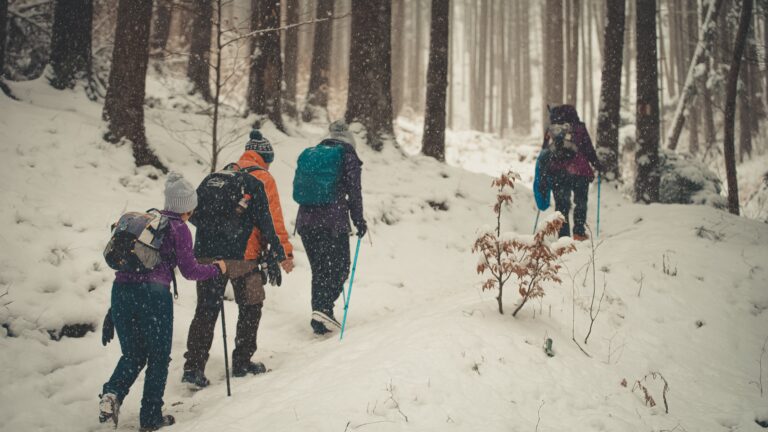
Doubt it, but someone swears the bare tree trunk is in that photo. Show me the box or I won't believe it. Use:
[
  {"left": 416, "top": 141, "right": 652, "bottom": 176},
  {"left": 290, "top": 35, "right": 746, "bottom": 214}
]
[
  {"left": 596, "top": 0, "right": 625, "bottom": 182},
  {"left": 0, "top": 0, "right": 6, "bottom": 75},
  {"left": 500, "top": 0, "right": 509, "bottom": 136},
  {"left": 283, "top": 0, "right": 300, "bottom": 119},
  {"left": 566, "top": 0, "right": 580, "bottom": 105},
  {"left": 685, "top": 0, "right": 699, "bottom": 154},
  {"left": 739, "top": 64, "right": 751, "bottom": 162},
  {"left": 188, "top": 0, "right": 213, "bottom": 102},
  {"left": 150, "top": 0, "right": 173, "bottom": 58},
  {"left": 623, "top": 0, "right": 633, "bottom": 103},
  {"left": 422, "top": 0, "right": 449, "bottom": 161},
  {"left": 50, "top": 0, "right": 93, "bottom": 90},
  {"left": 248, "top": 0, "right": 285, "bottom": 131},
  {"left": 302, "top": 0, "right": 333, "bottom": 122},
  {"left": 346, "top": 0, "right": 395, "bottom": 150},
  {"left": 634, "top": 0, "right": 660, "bottom": 203},
  {"left": 104, "top": 0, "right": 166, "bottom": 172},
  {"left": 544, "top": 0, "right": 564, "bottom": 127},
  {"left": 519, "top": 0, "right": 531, "bottom": 132},
  {"left": 665, "top": 0, "right": 724, "bottom": 151},
  {"left": 723, "top": 0, "right": 752, "bottom": 215},
  {"left": 391, "top": 0, "right": 405, "bottom": 118},
  {"left": 478, "top": 0, "right": 488, "bottom": 131},
  {"left": 587, "top": 0, "right": 595, "bottom": 131}
]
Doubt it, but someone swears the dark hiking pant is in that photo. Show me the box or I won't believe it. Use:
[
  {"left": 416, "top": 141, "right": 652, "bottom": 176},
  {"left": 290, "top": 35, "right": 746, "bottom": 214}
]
[
  {"left": 301, "top": 230, "right": 351, "bottom": 314},
  {"left": 183, "top": 259, "right": 264, "bottom": 373},
  {"left": 552, "top": 172, "right": 590, "bottom": 237},
  {"left": 102, "top": 282, "right": 172, "bottom": 428}
]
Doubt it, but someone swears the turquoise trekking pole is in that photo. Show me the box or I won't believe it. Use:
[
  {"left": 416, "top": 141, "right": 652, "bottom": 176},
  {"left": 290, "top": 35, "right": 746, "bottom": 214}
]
[
  {"left": 596, "top": 173, "right": 602, "bottom": 238},
  {"left": 339, "top": 237, "right": 362, "bottom": 341}
]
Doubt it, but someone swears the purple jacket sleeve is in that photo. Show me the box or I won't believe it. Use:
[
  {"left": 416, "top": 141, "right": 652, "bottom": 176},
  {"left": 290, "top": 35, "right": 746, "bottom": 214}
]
[
  {"left": 576, "top": 123, "right": 599, "bottom": 166},
  {"left": 343, "top": 148, "right": 365, "bottom": 227},
  {"left": 172, "top": 221, "right": 221, "bottom": 281}
]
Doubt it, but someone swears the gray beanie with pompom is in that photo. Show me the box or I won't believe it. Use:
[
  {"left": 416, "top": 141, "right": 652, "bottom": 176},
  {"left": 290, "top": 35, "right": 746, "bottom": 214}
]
[
  {"left": 329, "top": 120, "right": 356, "bottom": 147},
  {"left": 164, "top": 172, "right": 198, "bottom": 214}
]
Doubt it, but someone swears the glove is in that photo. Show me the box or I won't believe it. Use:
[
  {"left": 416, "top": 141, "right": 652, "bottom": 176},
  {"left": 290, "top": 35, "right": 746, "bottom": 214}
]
[
  {"left": 354, "top": 220, "right": 368, "bottom": 238},
  {"left": 101, "top": 309, "right": 114, "bottom": 346},
  {"left": 267, "top": 257, "right": 282, "bottom": 287}
]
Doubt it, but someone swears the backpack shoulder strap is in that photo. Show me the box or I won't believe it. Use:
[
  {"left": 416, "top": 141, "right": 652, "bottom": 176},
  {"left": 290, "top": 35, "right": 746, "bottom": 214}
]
[{"left": 242, "top": 165, "right": 265, "bottom": 173}]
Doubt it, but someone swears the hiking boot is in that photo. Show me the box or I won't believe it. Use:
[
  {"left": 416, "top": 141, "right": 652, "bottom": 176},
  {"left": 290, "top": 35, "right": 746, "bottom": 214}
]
[
  {"left": 98, "top": 392, "right": 120, "bottom": 427},
  {"left": 573, "top": 233, "right": 589, "bottom": 241},
  {"left": 181, "top": 370, "right": 210, "bottom": 388},
  {"left": 310, "top": 319, "right": 331, "bottom": 335},
  {"left": 139, "top": 415, "right": 175, "bottom": 431},
  {"left": 312, "top": 310, "right": 341, "bottom": 330},
  {"left": 232, "top": 361, "right": 267, "bottom": 377}
]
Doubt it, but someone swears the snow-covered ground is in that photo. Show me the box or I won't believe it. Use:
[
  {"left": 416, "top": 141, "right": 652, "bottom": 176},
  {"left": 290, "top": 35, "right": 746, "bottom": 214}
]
[{"left": 1, "top": 80, "right": 767, "bottom": 432}]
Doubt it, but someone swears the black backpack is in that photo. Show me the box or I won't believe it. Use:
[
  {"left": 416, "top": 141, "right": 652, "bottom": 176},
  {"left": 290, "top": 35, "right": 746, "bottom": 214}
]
[{"left": 194, "top": 163, "right": 264, "bottom": 224}]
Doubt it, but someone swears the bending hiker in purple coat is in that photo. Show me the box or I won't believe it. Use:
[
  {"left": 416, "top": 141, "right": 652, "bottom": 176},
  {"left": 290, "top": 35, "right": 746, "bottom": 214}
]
[
  {"left": 295, "top": 120, "right": 367, "bottom": 335},
  {"left": 99, "top": 173, "right": 225, "bottom": 431},
  {"left": 541, "top": 105, "right": 602, "bottom": 240}
]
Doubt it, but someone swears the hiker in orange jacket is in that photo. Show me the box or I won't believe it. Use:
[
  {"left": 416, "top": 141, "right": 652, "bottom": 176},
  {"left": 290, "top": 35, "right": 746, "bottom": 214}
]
[{"left": 238, "top": 131, "right": 295, "bottom": 271}]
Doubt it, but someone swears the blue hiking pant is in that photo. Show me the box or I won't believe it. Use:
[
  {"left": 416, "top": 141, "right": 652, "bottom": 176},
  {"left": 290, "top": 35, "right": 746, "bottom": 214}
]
[
  {"left": 301, "top": 230, "right": 350, "bottom": 314},
  {"left": 102, "top": 282, "right": 173, "bottom": 428},
  {"left": 552, "top": 172, "right": 590, "bottom": 237}
]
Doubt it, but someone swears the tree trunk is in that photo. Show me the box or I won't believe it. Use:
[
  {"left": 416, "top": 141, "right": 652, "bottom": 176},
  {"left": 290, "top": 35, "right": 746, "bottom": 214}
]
[
  {"left": 519, "top": 0, "right": 531, "bottom": 132},
  {"left": 188, "top": 0, "right": 213, "bottom": 102},
  {"left": 566, "top": 0, "right": 580, "bottom": 105},
  {"left": 248, "top": 0, "right": 285, "bottom": 131},
  {"left": 723, "top": 0, "right": 752, "bottom": 215},
  {"left": 685, "top": 0, "right": 699, "bottom": 154},
  {"left": 391, "top": 0, "right": 405, "bottom": 118},
  {"left": 345, "top": 0, "right": 395, "bottom": 150},
  {"left": 283, "top": 0, "right": 299, "bottom": 119},
  {"left": 477, "top": 0, "right": 488, "bottom": 130},
  {"left": 103, "top": 0, "right": 166, "bottom": 172},
  {"left": 739, "top": 64, "right": 751, "bottom": 162},
  {"left": 422, "top": 0, "right": 449, "bottom": 161},
  {"left": 596, "top": 0, "right": 625, "bottom": 182},
  {"left": 302, "top": 0, "right": 334, "bottom": 123},
  {"left": 150, "top": 0, "right": 173, "bottom": 58},
  {"left": 50, "top": 0, "right": 93, "bottom": 89},
  {"left": 634, "top": 0, "right": 660, "bottom": 203},
  {"left": 544, "top": 0, "right": 564, "bottom": 127},
  {"left": 623, "top": 0, "right": 633, "bottom": 103},
  {"left": 665, "top": 0, "right": 724, "bottom": 151},
  {"left": 0, "top": 0, "right": 6, "bottom": 75}
]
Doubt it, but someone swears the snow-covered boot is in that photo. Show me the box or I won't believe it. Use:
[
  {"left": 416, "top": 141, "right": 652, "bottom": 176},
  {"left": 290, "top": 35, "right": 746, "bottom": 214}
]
[
  {"left": 139, "top": 414, "right": 175, "bottom": 431},
  {"left": 573, "top": 233, "right": 589, "bottom": 241},
  {"left": 98, "top": 392, "right": 120, "bottom": 428},
  {"left": 232, "top": 361, "right": 267, "bottom": 377},
  {"left": 312, "top": 310, "right": 341, "bottom": 329},
  {"left": 310, "top": 319, "right": 331, "bottom": 335},
  {"left": 181, "top": 369, "right": 210, "bottom": 388}
]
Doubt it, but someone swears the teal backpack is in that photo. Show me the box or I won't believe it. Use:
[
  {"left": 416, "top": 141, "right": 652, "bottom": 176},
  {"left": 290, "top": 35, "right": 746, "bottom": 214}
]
[{"left": 293, "top": 142, "right": 345, "bottom": 205}]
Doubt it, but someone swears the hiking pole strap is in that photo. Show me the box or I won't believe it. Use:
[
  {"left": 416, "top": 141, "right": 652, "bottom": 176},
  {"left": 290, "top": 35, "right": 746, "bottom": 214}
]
[
  {"left": 220, "top": 301, "right": 232, "bottom": 397},
  {"left": 339, "top": 237, "right": 362, "bottom": 341}
]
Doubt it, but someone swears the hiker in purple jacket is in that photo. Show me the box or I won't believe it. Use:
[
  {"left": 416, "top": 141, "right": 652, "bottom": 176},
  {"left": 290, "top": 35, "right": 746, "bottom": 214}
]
[
  {"left": 296, "top": 120, "right": 366, "bottom": 334},
  {"left": 100, "top": 173, "right": 225, "bottom": 431},
  {"left": 541, "top": 105, "right": 601, "bottom": 240}
]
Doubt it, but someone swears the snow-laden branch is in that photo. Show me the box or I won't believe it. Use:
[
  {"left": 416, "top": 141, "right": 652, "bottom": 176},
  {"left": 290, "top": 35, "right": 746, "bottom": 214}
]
[
  {"left": 666, "top": 0, "right": 724, "bottom": 151},
  {"left": 221, "top": 12, "right": 351, "bottom": 49}
]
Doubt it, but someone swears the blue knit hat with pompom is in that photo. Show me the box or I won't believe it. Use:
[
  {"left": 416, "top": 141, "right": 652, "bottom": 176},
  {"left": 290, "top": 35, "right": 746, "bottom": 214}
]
[{"left": 245, "top": 129, "right": 274, "bottom": 163}]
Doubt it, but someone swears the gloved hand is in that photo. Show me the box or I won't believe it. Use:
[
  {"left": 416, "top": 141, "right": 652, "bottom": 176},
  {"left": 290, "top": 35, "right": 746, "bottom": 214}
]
[
  {"left": 267, "top": 257, "right": 282, "bottom": 287},
  {"left": 354, "top": 220, "right": 368, "bottom": 238},
  {"left": 102, "top": 309, "right": 114, "bottom": 346}
]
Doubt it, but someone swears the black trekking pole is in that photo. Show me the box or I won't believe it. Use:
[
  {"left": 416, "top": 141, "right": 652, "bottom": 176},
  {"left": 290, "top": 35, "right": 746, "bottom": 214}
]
[{"left": 220, "top": 299, "right": 232, "bottom": 397}]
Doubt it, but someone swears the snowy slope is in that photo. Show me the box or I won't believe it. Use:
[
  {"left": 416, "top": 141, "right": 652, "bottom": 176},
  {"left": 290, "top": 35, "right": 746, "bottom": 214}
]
[{"left": 0, "top": 81, "right": 767, "bottom": 432}]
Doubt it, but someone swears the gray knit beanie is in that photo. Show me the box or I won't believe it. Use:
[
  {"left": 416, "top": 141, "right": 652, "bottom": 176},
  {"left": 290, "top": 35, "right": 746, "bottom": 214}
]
[
  {"left": 164, "top": 172, "right": 198, "bottom": 214},
  {"left": 329, "top": 120, "right": 356, "bottom": 147}
]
